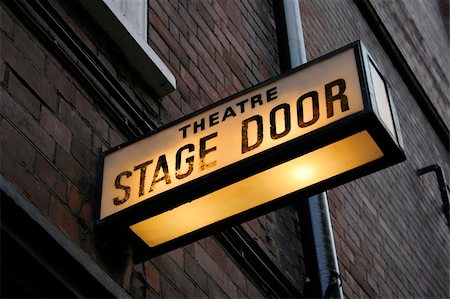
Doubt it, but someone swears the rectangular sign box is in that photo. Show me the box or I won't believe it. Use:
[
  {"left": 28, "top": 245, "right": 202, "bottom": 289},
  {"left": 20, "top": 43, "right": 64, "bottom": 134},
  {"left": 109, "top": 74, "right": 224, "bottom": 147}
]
[{"left": 97, "top": 41, "right": 405, "bottom": 261}]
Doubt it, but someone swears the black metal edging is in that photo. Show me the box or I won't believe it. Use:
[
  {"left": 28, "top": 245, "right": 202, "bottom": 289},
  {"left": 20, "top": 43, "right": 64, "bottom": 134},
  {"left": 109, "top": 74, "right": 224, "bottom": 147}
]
[
  {"left": 5, "top": 0, "right": 158, "bottom": 139},
  {"left": 353, "top": 0, "right": 449, "bottom": 150}
]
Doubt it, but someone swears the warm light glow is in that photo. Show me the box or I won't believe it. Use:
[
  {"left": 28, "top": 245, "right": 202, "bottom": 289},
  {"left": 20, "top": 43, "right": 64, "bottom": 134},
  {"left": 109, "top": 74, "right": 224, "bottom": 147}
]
[
  {"left": 293, "top": 166, "right": 315, "bottom": 181},
  {"left": 130, "top": 131, "right": 384, "bottom": 247}
]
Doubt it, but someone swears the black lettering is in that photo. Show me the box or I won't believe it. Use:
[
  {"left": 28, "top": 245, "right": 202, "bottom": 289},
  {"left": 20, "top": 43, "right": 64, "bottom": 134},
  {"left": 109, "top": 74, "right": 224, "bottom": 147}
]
[
  {"left": 297, "top": 91, "right": 320, "bottom": 127},
  {"left": 193, "top": 118, "right": 206, "bottom": 134},
  {"left": 326, "top": 79, "right": 349, "bottom": 118},
  {"left": 222, "top": 106, "right": 237, "bottom": 122},
  {"left": 149, "top": 155, "right": 171, "bottom": 192},
  {"left": 133, "top": 160, "right": 153, "bottom": 196},
  {"left": 113, "top": 171, "right": 132, "bottom": 205},
  {"left": 242, "top": 115, "right": 263, "bottom": 154},
  {"left": 209, "top": 112, "right": 220, "bottom": 127},
  {"left": 270, "top": 104, "right": 291, "bottom": 139},
  {"left": 266, "top": 86, "right": 278, "bottom": 102},
  {"left": 179, "top": 124, "right": 191, "bottom": 138},
  {"left": 236, "top": 99, "right": 249, "bottom": 113},
  {"left": 176, "top": 144, "right": 195, "bottom": 179},
  {"left": 250, "top": 94, "right": 263, "bottom": 109},
  {"left": 199, "top": 133, "right": 218, "bottom": 171}
]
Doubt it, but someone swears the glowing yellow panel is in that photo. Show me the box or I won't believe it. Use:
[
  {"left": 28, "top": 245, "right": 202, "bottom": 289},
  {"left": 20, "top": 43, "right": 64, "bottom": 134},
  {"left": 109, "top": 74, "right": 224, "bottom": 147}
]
[{"left": 131, "top": 130, "right": 383, "bottom": 247}]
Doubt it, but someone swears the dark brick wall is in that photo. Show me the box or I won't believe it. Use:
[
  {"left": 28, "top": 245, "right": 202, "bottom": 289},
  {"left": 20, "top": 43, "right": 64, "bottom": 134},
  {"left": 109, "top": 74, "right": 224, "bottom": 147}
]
[
  {"left": 1, "top": 0, "right": 304, "bottom": 297},
  {"left": 2, "top": 0, "right": 447, "bottom": 298},
  {"left": 369, "top": 0, "right": 449, "bottom": 129},
  {"left": 300, "top": 0, "right": 449, "bottom": 298}
]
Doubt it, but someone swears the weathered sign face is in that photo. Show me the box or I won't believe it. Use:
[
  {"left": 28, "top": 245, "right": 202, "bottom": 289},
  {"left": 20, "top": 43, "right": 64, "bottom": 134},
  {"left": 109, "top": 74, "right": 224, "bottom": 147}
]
[{"left": 98, "top": 42, "right": 404, "bottom": 259}]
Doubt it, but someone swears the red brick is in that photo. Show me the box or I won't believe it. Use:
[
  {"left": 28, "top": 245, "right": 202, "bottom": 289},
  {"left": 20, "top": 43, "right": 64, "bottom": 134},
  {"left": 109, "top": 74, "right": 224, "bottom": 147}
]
[
  {"left": 150, "top": 10, "right": 189, "bottom": 67},
  {"left": 55, "top": 144, "right": 89, "bottom": 193},
  {"left": 189, "top": 7, "right": 216, "bottom": 46},
  {"left": 199, "top": 1, "right": 221, "bottom": 27},
  {"left": 67, "top": 182, "right": 81, "bottom": 213},
  {"left": 153, "top": 255, "right": 196, "bottom": 298},
  {"left": 0, "top": 58, "right": 6, "bottom": 85},
  {"left": 197, "top": 57, "right": 215, "bottom": 89},
  {"left": 224, "top": 0, "right": 241, "bottom": 29},
  {"left": 1, "top": 119, "right": 36, "bottom": 168},
  {"left": 197, "top": 1, "right": 215, "bottom": 31},
  {"left": 75, "top": 89, "right": 108, "bottom": 141},
  {"left": 178, "top": 4, "right": 197, "bottom": 35},
  {"left": 130, "top": 273, "right": 146, "bottom": 298},
  {"left": 215, "top": 81, "right": 228, "bottom": 99},
  {"left": 79, "top": 200, "right": 93, "bottom": 229},
  {"left": 159, "top": 96, "right": 183, "bottom": 123},
  {"left": 70, "top": 137, "right": 97, "bottom": 178},
  {"left": 211, "top": 1, "right": 229, "bottom": 27},
  {"left": 40, "top": 106, "right": 72, "bottom": 152},
  {"left": 222, "top": 50, "right": 249, "bottom": 88},
  {"left": 213, "top": 24, "right": 231, "bottom": 54},
  {"left": 1, "top": 90, "right": 55, "bottom": 159},
  {"left": 180, "top": 34, "right": 197, "bottom": 65},
  {"left": 158, "top": 0, "right": 188, "bottom": 38},
  {"left": 231, "top": 73, "right": 245, "bottom": 91},
  {"left": 205, "top": 277, "right": 227, "bottom": 298},
  {"left": 2, "top": 36, "right": 57, "bottom": 111},
  {"left": 13, "top": 22, "right": 45, "bottom": 71},
  {"left": 8, "top": 71, "right": 41, "bottom": 118},
  {"left": 192, "top": 32, "right": 225, "bottom": 86},
  {"left": 225, "top": 261, "right": 247, "bottom": 294},
  {"left": 194, "top": 243, "right": 223, "bottom": 285},
  {"left": 214, "top": 54, "right": 232, "bottom": 84},
  {"left": 150, "top": 1, "right": 168, "bottom": 27},
  {"left": 1, "top": 6, "right": 14, "bottom": 39},
  {"left": 59, "top": 99, "right": 92, "bottom": 147},
  {"left": 184, "top": 251, "right": 208, "bottom": 287},
  {"left": 44, "top": 57, "right": 74, "bottom": 101},
  {"left": 34, "top": 153, "right": 67, "bottom": 201},
  {"left": 160, "top": 276, "right": 183, "bottom": 299},
  {"left": 188, "top": 62, "right": 219, "bottom": 102},
  {"left": 168, "top": 50, "right": 180, "bottom": 73},
  {"left": 176, "top": 78, "right": 190, "bottom": 99},
  {"left": 149, "top": 24, "right": 169, "bottom": 61},
  {"left": 1, "top": 146, "right": 50, "bottom": 214},
  {"left": 145, "top": 262, "right": 161, "bottom": 294},
  {"left": 168, "top": 20, "right": 180, "bottom": 41},
  {"left": 179, "top": 64, "right": 199, "bottom": 97},
  {"left": 49, "top": 196, "right": 80, "bottom": 244},
  {"left": 108, "top": 126, "right": 125, "bottom": 148},
  {"left": 91, "top": 133, "right": 107, "bottom": 157},
  {"left": 167, "top": 248, "right": 184, "bottom": 269},
  {"left": 219, "top": 276, "right": 238, "bottom": 299}
]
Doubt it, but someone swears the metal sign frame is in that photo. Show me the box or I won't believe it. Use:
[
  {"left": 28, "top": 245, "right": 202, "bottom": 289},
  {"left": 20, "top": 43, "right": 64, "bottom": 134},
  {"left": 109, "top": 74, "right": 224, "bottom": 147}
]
[{"left": 96, "top": 41, "right": 405, "bottom": 261}]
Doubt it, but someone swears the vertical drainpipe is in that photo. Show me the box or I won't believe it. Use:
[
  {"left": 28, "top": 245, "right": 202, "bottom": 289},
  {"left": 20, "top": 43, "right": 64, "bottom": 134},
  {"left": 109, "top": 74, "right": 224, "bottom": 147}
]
[{"left": 280, "top": 0, "right": 344, "bottom": 298}]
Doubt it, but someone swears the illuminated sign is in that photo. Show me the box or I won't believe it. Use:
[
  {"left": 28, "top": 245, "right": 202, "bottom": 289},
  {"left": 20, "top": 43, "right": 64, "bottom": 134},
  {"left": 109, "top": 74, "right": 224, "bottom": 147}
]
[{"left": 97, "top": 41, "right": 405, "bottom": 261}]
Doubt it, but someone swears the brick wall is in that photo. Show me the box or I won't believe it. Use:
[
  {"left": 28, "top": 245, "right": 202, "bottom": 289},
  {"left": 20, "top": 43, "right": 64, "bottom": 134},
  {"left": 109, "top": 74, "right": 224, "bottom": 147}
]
[
  {"left": 3, "top": 0, "right": 447, "bottom": 297},
  {"left": 369, "top": 0, "right": 449, "bottom": 129},
  {"left": 1, "top": 0, "right": 304, "bottom": 297},
  {"left": 300, "top": 0, "right": 449, "bottom": 297}
]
